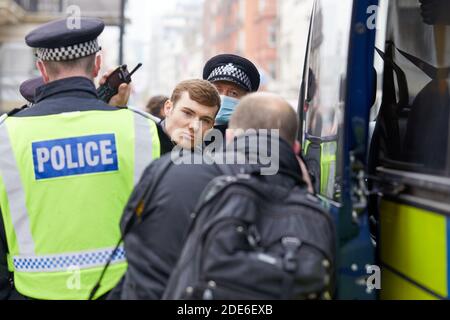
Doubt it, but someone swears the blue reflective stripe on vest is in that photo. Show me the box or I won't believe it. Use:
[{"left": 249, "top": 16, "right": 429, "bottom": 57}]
[{"left": 13, "top": 246, "right": 125, "bottom": 273}]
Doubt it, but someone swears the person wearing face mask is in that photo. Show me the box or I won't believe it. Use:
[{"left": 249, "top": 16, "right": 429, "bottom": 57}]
[
  {"left": 202, "top": 54, "right": 261, "bottom": 137},
  {"left": 203, "top": 54, "right": 314, "bottom": 193}
]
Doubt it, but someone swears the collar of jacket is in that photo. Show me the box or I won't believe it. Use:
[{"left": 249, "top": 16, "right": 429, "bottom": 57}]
[
  {"left": 228, "top": 132, "right": 302, "bottom": 179},
  {"left": 159, "top": 119, "right": 167, "bottom": 132},
  {"left": 35, "top": 76, "right": 98, "bottom": 103},
  {"left": 159, "top": 119, "right": 177, "bottom": 145}
]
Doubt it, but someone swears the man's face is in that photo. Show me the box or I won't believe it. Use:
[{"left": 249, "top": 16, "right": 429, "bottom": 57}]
[
  {"left": 213, "top": 81, "right": 248, "bottom": 99},
  {"left": 165, "top": 91, "right": 218, "bottom": 149}
]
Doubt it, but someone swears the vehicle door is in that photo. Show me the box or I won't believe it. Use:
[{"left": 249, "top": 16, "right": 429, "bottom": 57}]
[{"left": 299, "top": 0, "right": 378, "bottom": 299}]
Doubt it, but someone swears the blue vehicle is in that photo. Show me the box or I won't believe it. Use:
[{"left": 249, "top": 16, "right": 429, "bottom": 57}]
[{"left": 299, "top": 0, "right": 450, "bottom": 299}]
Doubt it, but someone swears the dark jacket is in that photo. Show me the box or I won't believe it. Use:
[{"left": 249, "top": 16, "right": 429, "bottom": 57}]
[
  {"left": 109, "top": 133, "right": 304, "bottom": 300},
  {"left": 214, "top": 123, "right": 228, "bottom": 137},
  {"left": 156, "top": 120, "right": 176, "bottom": 156},
  {"left": 0, "top": 77, "right": 122, "bottom": 300},
  {"left": 15, "top": 77, "right": 118, "bottom": 117}
]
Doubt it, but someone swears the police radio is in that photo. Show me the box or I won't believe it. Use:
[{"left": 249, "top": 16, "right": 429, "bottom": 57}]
[{"left": 97, "top": 63, "right": 143, "bottom": 103}]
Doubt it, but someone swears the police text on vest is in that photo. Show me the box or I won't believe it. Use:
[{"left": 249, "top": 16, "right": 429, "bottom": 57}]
[{"left": 32, "top": 134, "right": 118, "bottom": 180}]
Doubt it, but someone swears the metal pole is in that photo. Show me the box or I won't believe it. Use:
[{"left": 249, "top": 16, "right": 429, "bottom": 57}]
[{"left": 119, "top": 0, "right": 126, "bottom": 65}]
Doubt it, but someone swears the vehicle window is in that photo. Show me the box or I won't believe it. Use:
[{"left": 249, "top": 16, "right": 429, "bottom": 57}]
[
  {"left": 302, "top": 0, "right": 353, "bottom": 200},
  {"left": 376, "top": 1, "right": 450, "bottom": 176}
]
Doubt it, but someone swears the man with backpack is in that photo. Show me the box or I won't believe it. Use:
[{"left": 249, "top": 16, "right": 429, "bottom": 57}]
[{"left": 109, "top": 92, "right": 335, "bottom": 300}]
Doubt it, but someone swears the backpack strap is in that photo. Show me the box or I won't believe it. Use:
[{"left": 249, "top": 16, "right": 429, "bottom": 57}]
[
  {"left": 6, "top": 105, "right": 29, "bottom": 117},
  {"left": 89, "top": 155, "right": 174, "bottom": 299},
  {"left": 122, "top": 156, "right": 174, "bottom": 234}
]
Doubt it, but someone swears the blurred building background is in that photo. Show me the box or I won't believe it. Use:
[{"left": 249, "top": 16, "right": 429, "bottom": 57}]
[
  {"left": 0, "top": 0, "right": 124, "bottom": 112},
  {"left": 141, "top": 0, "right": 204, "bottom": 104},
  {"left": 203, "top": 0, "right": 278, "bottom": 92},
  {"left": 277, "top": 0, "right": 314, "bottom": 105},
  {"left": 0, "top": 0, "right": 314, "bottom": 113}
]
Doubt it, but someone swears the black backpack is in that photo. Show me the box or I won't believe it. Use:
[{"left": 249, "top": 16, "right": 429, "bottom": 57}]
[{"left": 162, "top": 166, "right": 336, "bottom": 300}]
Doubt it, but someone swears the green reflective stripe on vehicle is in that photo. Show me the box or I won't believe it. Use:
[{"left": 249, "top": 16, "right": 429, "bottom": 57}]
[
  {"left": 304, "top": 139, "right": 311, "bottom": 155},
  {"left": 320, "top": 141, "right": 337, "bottom": 198},
  {"left": 0, "top": 124, "right": 35, "bottom": 255}
]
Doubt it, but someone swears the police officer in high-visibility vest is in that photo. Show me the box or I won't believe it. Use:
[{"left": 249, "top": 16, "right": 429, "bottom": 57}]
[{"left": 0, "top": 18, "right": 160, "bottom": 300}]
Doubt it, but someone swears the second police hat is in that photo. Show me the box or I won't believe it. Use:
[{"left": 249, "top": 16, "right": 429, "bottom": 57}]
[
  {"left": 19, "top": 77, "right": 45, "bottom": 103},
  {"left": 203, "top": 54, "right": 261, "bottom": 92},
  {"left": 25, "top": 17, "right": 105, "bottom": 61}
]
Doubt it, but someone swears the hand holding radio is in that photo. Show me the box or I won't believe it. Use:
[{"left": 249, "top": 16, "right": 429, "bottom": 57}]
[{"left": 97, "top": 63, "right": 143, "bottom": 106}]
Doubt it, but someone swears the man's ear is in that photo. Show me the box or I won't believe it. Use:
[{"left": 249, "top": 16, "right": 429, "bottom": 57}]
[
  {"left": 36, "top": 60, "right": 50, "bottom": 83},
  {"left": 164, "top": 100, "right": 174, "bottom": 117},
  {"left": 93, "top": 54, "right": 102, "bottom": 78},
  {"left": 293, "top": 140, "right": 302, "bottom": 155}
]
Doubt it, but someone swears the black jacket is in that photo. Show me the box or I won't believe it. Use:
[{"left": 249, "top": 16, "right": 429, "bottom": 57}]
[
  {"left": 109, "top": 133, "right": 304, "bottom": 300},
  {"left": 156, "top": 120, "right": 176, "bottom": 156},
  {"left": 0, "top": 77, "right": 123, "bottom": 300}
]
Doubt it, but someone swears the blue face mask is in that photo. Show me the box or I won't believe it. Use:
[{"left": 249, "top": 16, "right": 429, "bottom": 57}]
[{"left": 216, "top": 95, "right": 240, "bottom": 125}]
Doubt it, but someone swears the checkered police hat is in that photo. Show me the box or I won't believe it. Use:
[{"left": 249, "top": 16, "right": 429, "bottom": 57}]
[
  {"left": 35, "top": 40, "right": 100, "bottom": 62},
  {"left": 203, "top": 54, "right": 261, "bottom": 92},
  {"left": 26, "top": 17, "right": 104, "bottom": 61}
]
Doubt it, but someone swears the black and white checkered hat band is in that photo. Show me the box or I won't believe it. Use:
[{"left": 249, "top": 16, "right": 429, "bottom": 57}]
[
  {"left": 207, "top": 63, "right": 252, "bottom": 91},
  {"left": 36, "top": 39, "right": 100, "bottom": 61}
]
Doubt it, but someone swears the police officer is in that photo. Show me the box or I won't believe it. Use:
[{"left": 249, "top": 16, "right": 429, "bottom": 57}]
[
  {"left": 203, "top": 54, "right": 261, "bottom": 136},
  {"left": 0, "top": 17, "right": 160, "bottom": 300},
  {"left": 203, "top": 54, "right": 314, "bottom": 192},
  {"left": 19, "top": 77, "right": 44, "bottom": 106},
  {"left": 0, "top": 77, "right": 45, "bottom": 121}
]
